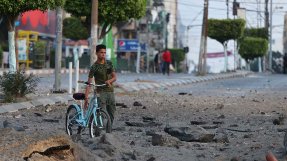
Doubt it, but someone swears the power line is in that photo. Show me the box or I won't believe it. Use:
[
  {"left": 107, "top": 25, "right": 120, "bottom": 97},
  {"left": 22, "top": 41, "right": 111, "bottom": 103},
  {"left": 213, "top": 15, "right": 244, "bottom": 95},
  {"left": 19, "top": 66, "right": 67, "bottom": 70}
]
[
  {"left": 210, "top": 0, "right": 287, "bottom": 5},
  {"left": 170, "top": 0, "right": 285, "bottom": 14},
  {"left": 164, "top": 0, "right": 228, "bottom": 11}
]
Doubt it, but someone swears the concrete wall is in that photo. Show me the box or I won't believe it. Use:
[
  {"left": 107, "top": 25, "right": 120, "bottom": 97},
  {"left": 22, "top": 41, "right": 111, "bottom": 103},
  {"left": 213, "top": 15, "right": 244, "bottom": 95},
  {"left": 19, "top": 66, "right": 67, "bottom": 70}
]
[{"left": 187, "top": 51, "right": 243, "bottom": 74}]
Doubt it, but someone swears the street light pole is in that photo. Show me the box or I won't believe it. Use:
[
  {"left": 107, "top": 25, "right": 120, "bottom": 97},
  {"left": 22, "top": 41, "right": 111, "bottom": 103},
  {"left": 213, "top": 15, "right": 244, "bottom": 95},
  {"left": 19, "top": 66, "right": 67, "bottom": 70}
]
[
  {"left": 264, "top": 0, "right": 269, "bottom": 72},
  {"left": 136, "top": 21, "right": 141, "bottom": 74},
  {"left": 269, "top": 0, "right": 273, "bottom": 71},
  {"left": 146, "top": 25, "right": 150, "bottom": 73},
  {"left": 226, "top": 0, "right": 229, "bottom": 19},
  {"left": 164, "top": 11, "right": 168, "bottom": 49}
]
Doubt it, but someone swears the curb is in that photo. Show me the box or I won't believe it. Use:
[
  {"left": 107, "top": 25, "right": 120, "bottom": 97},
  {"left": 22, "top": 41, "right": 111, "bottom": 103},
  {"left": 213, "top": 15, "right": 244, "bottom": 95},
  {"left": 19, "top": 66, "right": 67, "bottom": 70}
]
[
  {"left": 0, "top": 95, "right": 74, "bottom": 114},
  {"left": 0, "top": 69, "right": 89, "bottom": 75},
  {"left": 116, "top": 71, "right": 252, "bottom": 93},
  {"left": 0, "top": 71, "right": 252, "bottom": 114}
]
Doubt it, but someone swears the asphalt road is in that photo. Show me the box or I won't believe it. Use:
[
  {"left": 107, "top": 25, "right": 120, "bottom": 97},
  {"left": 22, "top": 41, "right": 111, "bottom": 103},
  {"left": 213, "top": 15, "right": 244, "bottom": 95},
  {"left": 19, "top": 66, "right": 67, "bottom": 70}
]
[
  {"left": 37, "top": 73, "right": 194, "bottom": 94},
  {"left": 2, "top": 73, "right": 287, "bottom": 161},
  {"left": 166, "top": 73, "right": 287, "bottom": 97}
]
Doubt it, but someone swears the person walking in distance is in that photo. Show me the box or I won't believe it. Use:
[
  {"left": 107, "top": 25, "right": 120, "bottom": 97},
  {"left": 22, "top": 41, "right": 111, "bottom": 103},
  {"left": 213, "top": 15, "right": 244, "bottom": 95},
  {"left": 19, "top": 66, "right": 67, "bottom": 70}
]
[
  {"left": 84, "top": 44, "right": 117, "bottom": 128},
  {"left": 162, "top": 49, "right": 172, "bottom": 75},
  {"left": 154, "top": 52, "right": 159, "bottom": 73}
]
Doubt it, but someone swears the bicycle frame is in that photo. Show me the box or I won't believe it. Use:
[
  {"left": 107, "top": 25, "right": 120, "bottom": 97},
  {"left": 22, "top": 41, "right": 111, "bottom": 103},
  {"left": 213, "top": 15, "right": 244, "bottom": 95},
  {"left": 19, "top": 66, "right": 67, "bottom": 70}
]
[{"left": 71, "top": 84, "right": 104, "bottom": 128}]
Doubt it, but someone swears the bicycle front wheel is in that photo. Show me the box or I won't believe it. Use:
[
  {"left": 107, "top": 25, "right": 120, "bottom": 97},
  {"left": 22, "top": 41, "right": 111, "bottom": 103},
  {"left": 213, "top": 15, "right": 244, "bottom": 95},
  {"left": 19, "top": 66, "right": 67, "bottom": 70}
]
[
  {"left": 89, "top": 109, "right": 111, "bottom": 138},
  {"left": 66, "top": 106, "right": 81, "bottom": 136}
]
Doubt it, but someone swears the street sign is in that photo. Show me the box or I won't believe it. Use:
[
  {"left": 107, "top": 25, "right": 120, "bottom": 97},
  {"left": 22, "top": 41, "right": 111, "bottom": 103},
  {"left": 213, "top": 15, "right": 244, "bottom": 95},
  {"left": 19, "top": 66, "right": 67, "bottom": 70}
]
[{"left": 117, "top": 39, "right": 146, "bottom": 52}]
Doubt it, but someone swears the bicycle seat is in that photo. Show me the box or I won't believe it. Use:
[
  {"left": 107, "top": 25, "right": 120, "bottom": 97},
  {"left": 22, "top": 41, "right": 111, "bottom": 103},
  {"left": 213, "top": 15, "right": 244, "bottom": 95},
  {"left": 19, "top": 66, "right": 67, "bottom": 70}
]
[{"left": 73, "top": 93, "right": 85, "bottom": 100}]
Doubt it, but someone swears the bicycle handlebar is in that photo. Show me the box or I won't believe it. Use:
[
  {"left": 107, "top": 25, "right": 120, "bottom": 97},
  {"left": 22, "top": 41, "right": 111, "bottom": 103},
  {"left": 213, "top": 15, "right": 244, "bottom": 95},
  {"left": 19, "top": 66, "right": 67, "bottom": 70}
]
[{"left": 78, "top": 80, "right": 106, "bottom": 87}]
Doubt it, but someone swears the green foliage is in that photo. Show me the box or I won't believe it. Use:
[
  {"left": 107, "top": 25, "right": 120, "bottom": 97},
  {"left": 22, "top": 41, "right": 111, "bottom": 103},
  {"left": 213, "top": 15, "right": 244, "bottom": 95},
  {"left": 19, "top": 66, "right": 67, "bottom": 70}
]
[
  {"left": 33, "top": 41, "right": 46, "bottom": 69},
  {"left": 244, "top": 28, "right": 268, "bottom": 40},
  {"left": 34, "top": 41, "right": 46, "bottom": 53},
  {"left": 239, "top": 37, "right": 268, "bottom": 62},
  {"left": 0, "top": 71, "right": 39, "bottom": 102},
  {"left": 169, "top": 48, "right": 185, "bottom": 72},
  {"left": 1, "top": 42, "right": 8, "bottom": 51},
  {"left": 208, "top": 19, "right": 246, "bottom": 44},
  {"left": 65, "top": 0, "right": 146, "bottom": 24},
  {"left": 63, "top": 17, "right": 89, "bottom": 40},
  {"left": 0, "top": 0, "right": 65, "bottom": 17},
  {"left": 64, "top": 0, "right": 146, "bottom": 37}
]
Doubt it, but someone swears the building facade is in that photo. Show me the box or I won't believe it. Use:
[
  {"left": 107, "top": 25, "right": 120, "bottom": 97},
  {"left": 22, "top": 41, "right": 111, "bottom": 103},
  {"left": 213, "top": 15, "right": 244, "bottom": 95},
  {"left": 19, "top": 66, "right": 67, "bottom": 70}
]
[{"left": 164, "top": 0, "right": 178, "bottom": 48}]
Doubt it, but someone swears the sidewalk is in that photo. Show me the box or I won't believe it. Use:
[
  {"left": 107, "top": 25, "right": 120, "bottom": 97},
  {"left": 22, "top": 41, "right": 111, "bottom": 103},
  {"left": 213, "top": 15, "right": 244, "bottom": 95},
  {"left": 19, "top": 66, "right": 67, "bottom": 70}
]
[
  {"left": 0, "top": 70, "right": 252, "bottom": 114},
  {"left": 0, "top": 68, "right": 89, "bottom": 75}
]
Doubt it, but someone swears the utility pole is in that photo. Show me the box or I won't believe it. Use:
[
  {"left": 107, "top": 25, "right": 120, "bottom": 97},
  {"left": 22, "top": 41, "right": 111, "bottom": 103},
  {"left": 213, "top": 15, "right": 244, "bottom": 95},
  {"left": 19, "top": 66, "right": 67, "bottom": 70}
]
[
  {"left": 166, "top": 13, "right": 170, "bottom": 49},
  {"left": 162, "top": 11, "right": 167, "bottom": 50},
  {"left": 146, "top": 22, "right": 151, "bottom": 73},
  {"left": 54, "top": 7, "right": 63, "bottom": 91},
  {"left": 146, "top": 0, "right": 152, "bottom": 73},
  {"left": 233, "top": 0, "right": 239, "bottom": 70},
  {"left": 264, "top": 0, "right": 269, "bottom": 71},
  {"left": 146, "top": 26, "right": 150, "bottom": 73},
  {"left": 90, "top": 0, "right": 98, "bottom": 66},
  {"left": 136, "top": 21, "right": 141, "bottom": 74},
  {"left": 269, "top": 0, "right": 273, "bottom": 71},
  {"left": 198, "top": 0, "right": 208, "bottom": 75},
  {"left": 257, "top": 0, "right": 262, "bottom": 72},
  {"left": 226, "top": 0, "right": 229, "bottom": 19}
]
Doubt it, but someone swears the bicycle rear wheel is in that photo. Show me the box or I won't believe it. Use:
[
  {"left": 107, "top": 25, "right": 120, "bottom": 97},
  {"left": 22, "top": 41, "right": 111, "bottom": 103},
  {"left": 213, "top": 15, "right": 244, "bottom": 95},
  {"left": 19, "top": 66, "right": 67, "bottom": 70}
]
[
  {"left": 66, "top": 106, "right": 81, "bottom": 136},
  {"left": 89, "top": 109, "right": 111, "bottom": 138}
]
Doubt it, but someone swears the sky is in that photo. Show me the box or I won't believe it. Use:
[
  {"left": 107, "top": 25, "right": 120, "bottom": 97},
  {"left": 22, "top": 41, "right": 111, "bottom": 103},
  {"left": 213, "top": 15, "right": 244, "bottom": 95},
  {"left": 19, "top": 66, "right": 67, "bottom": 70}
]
[{"left": 177, "top": 0, "right": 287, "bottom": 55}]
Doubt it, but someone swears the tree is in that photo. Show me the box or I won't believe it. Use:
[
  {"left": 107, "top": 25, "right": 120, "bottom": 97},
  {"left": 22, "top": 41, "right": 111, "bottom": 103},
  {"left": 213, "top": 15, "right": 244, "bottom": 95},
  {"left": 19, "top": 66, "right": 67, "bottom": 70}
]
[
  {"left": 0, "top": 0, "right": 65, "bottom": 72},
  {"left": 244, "top": 28, "right": 268, "bottom": 40},
  {"left": 208, "top": 19, "right": 246, "bottom": 72},
  {"left": 63, "top": 17, "right": 89, "bottom": 40},
  {"left": 243, "top": 27, "right": 268, "bottom": 72},
  {"left": 64, "top": 0, "right": 146, "bottom": 39},
  {"left": 169, "top": 48, "right": 185, "bottom": 72},
  {"left": 239, "top": 37, "right": 268, "bottom": 69}
]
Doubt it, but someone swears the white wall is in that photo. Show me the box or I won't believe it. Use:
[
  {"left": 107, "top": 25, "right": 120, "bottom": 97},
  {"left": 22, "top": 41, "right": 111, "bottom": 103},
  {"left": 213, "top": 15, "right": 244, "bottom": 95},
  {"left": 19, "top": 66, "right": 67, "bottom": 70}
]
[
  {"left": 188, "top": 54, "right": 236, "bottom": 73},
  {"left": 65, "top": 45, "right": 88, "bottom": 57}
]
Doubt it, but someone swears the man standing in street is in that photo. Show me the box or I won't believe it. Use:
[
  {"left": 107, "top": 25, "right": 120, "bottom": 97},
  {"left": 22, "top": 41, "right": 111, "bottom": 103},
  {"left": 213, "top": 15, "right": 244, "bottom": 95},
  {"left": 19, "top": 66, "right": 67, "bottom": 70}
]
[
  {"left": 162, "top": 49, "right": 172, "bottom": 75},
  {"left": 84, "top": 44, "right": 117, "bottom": 128}
]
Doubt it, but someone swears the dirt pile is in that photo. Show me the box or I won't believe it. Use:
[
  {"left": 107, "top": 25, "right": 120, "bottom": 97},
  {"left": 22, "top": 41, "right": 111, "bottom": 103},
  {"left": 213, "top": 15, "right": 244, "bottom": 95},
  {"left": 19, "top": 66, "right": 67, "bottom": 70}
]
[{"left": 0, "top": 127, "right": 103, "bottom": 161}]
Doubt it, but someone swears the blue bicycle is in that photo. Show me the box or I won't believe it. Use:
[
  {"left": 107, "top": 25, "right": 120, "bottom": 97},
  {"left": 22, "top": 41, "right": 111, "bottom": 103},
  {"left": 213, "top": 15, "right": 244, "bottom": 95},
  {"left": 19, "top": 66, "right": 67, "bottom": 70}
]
[{"left": 65, "top": 81, "right": 111, "bottom": 138}]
